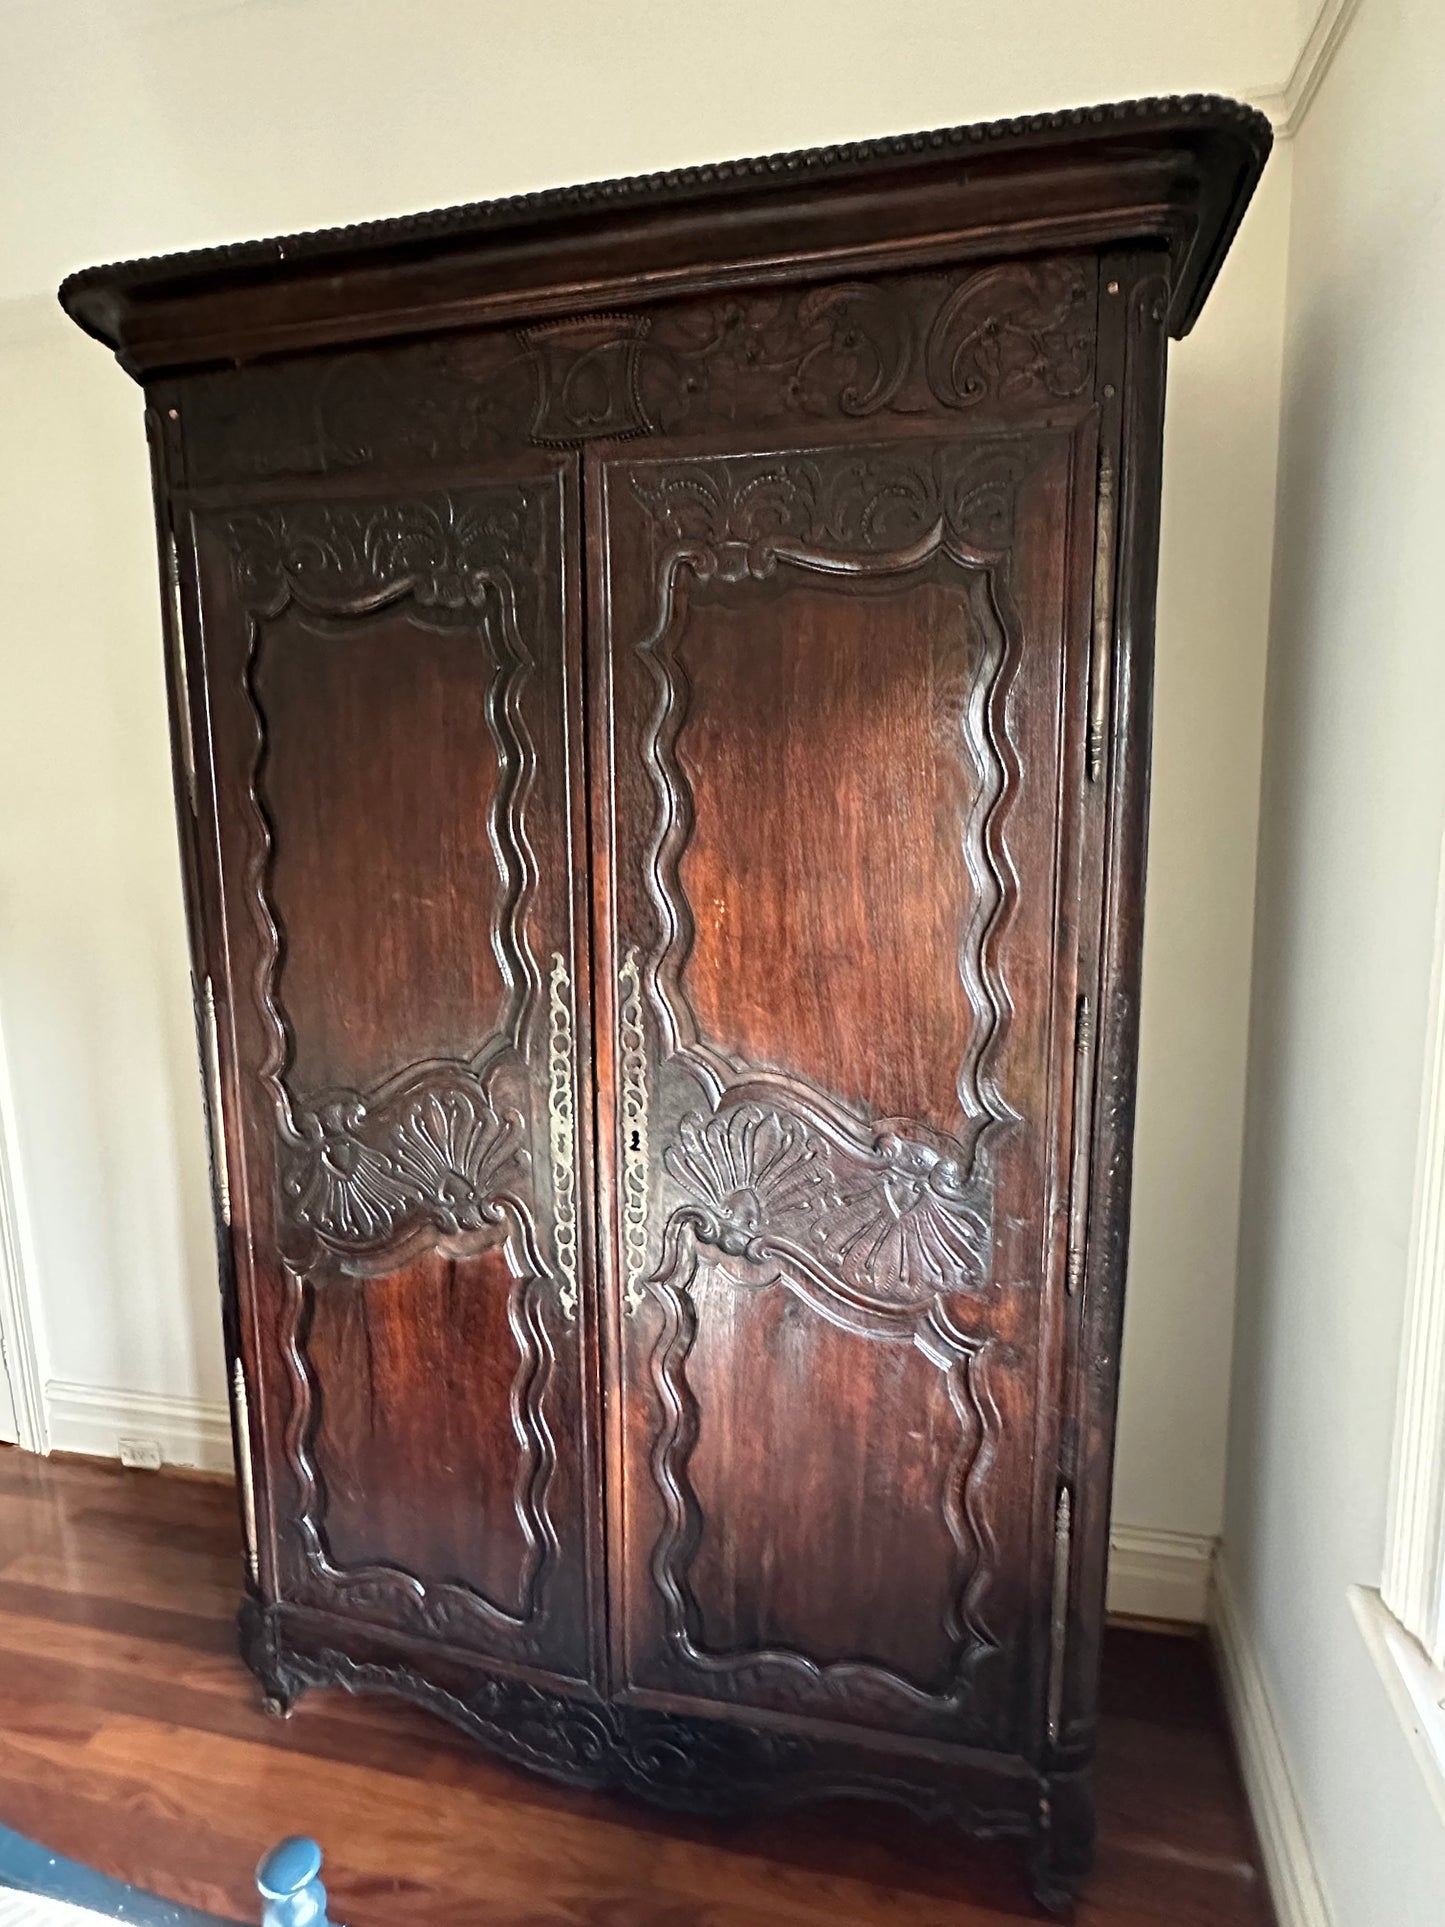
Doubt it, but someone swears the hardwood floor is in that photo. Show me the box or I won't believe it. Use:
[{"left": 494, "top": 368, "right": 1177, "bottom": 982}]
[{"left": 0, "top": 1449, "right": 1272, "bottom": 1926}]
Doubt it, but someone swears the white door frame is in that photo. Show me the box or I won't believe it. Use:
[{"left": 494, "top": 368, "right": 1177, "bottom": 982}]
[{"left": 0, "top": 1003, "right": 47, "bottom": 1454}]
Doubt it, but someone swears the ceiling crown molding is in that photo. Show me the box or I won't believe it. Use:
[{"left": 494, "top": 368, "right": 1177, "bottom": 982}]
[{"left": 1249, "top": 0, "right": 1364, "bottom": 138}]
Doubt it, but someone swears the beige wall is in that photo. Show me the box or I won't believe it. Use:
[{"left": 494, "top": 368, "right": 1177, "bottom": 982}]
[
  {"left": 0, "top": 1, "right": 1304, "bottom": 305},
  {"left": 1223, "top": 0, "right": 1445, "bottom": 1918},
  {"left": 0, "top": 2, "right": 1292, "bottom": 1580},
  {"left": 1117, "top": 151, "right": 1291, "bottom": 1548}
]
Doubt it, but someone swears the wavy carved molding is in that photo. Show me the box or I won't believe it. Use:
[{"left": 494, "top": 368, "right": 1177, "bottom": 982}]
[
  {"left": 626, "top": 438, "right": 1027, "bottom": 1166},
  {"left": 240, "top": 1600, "right": 1037, "bottom": 1835},
  {"left": 645, "top": 1095, "right": 1001, "bottom": 1720},
  {"left": 279, "top": 1202, "right": 563, "bottom": 1652},
  {"left": 613, "top": 436, "right": 1036, "bottom": 1718},
  {"left": 225, "top": 481, "right": 573, "bottom": 1647},
  {"left": 226, "top": 485, "right": 547, "bottom": 1273},
  {"left": 648, "top": 1201, "right": 1002, "bottom": 1722}
]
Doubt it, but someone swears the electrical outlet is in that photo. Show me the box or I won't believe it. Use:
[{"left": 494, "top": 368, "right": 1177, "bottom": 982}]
[{"left": 118, "top": 1437, "right": 164, "bottom": 1471}]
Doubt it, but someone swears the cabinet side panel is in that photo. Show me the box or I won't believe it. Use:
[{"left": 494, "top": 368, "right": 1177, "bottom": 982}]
[{"left": 1057, "top": 257, "right": 1171, "bottom": 1771}]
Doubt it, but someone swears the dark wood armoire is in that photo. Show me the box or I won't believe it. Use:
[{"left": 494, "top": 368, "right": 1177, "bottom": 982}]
[{"left": 61, "top": 96, "right": 1269, "bottom": 1911}]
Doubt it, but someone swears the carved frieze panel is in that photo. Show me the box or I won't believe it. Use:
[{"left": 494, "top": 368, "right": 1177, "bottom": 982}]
[
  {"left": 636, "top": 259, "right": 1094, "bottom": 435},
  {"left": 181, "top": 337, "right": 537, "bottom": 484},
  {"left": 524, "top": 314, "right": 649, "bottom": 444},
  {"left": 177, "top": 259, "right": 1094, "bottom": 481}
]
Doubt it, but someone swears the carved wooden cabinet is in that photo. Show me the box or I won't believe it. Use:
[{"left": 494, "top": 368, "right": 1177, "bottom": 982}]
[{"left": 61, "top": 97, "right": 1269, "bottom": 1910}]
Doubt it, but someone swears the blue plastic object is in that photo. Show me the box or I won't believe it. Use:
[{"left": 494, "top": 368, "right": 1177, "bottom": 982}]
[
  {"left": 0, "top": 1823, "right": 339, "bottom": 1925},
  {"left": 0, "top": 1822, "right": 240, "bottom": 1923},
  {"left": 255, "top": 1839, "right": 335, "bottom": 1927}
]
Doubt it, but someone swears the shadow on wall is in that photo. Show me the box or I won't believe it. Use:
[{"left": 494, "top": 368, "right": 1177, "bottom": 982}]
[{"left": 1227, "top": 299, "right": 1346, "bottom": 1587}]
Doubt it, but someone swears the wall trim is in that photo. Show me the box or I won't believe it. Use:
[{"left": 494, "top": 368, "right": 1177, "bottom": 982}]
[
  {"left": 1210, "top": 1555, "right": 1334, "bottom": 1927},
  {"left": 45, "top": 1381, "right": 233, "bottom": 1473},
  {"left": 0, "top": 1009, "right": 47, "bottom": 1455},
  {"left": 1106, "top": 1524, "right": 1215, "bottom": 1622},
  {"left": 1351, "top": 1586, "right": 1445, "bottom": 1827},
  {"left": 1249, "top": 0, "right": 1364, "bottom": 138},
  {"left": 1382, "top": 830, "right": 1445, "bottom": 1665}
]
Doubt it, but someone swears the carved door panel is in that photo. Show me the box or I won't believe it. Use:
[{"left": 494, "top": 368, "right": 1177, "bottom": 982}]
[
  {"left": 591, "top": 406, "right": 1097, "bottom": 1748},
  {"left": 187, "top": 459, "right": 597, "bottom": 1684}
]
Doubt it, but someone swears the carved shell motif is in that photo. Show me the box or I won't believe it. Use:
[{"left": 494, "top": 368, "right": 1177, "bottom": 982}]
[
  {"left": 282, "top": 1077, "right": 526, "bottom": 1252},
  {"left": 817, "top": 1132, "right": 991, "bottom": 1304},
  {"left": 665, "top": 1104, "right": 991, "bottom": 1309},
  {"left": 665, "top": 1107, "right": 835, "bottom": 1255}
]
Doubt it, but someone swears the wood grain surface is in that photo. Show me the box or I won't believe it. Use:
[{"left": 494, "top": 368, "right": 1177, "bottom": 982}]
[{"left": 0, "top": 1451, "right": 1273, "bottom": 1926}]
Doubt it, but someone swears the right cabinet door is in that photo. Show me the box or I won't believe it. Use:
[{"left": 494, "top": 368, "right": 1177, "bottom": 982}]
[{"left": 589, "top": 262, "right": 1103, "bottom": 1755}]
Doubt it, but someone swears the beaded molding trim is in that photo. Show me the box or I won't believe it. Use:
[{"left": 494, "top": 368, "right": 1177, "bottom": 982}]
[{"left": 58, "top": 95, "right": 1270, "bottom": 307}]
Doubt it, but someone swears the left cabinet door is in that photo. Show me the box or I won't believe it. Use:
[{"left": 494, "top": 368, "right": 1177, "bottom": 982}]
[{"left": 181, "top": 459, "right": 599, "bottom": 1686}]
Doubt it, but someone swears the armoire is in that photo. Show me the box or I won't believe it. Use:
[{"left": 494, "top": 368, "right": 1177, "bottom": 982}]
[{"left": 61, "top": 95, "right": 1270, "bottom": 1911}]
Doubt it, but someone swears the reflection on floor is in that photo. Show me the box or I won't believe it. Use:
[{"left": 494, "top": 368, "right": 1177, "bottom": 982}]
[{"left": 0, "top": 1449, "right": 1274, "bottom": 1925}]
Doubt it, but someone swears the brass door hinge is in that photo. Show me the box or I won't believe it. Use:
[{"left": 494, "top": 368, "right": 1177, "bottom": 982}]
[
  {"left": 232, "top": 1356, "right": 260, "bottom": 1584},
  {"left": 1066, "top": 996, "right": 1094, "bottom": 1296},
  {"left": 1047, "top": 1483, "right": 1074, "bottom": 1744},
  {"left": 166, "top": 530, "right": 198, "bottom": 817},
  {"left": 200, "top": 975, "right": 231, "bottom": 1227}
]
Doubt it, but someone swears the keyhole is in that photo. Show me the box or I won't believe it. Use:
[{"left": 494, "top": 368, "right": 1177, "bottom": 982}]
[{"left": 629, "top": 1130, "right": 641, "bottom": 1152}]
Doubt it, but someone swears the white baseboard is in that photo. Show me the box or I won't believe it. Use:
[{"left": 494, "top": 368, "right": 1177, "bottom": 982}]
[
  {"left": 44, "top": 1381, "right": 233, "bottom": 1473},
  {"left": 1106, "top": 1525, "right": 1215, "bottom": 1622},
  {"left": 1210, "top": 1554, "right": 1334, "bottom": 1927}
]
